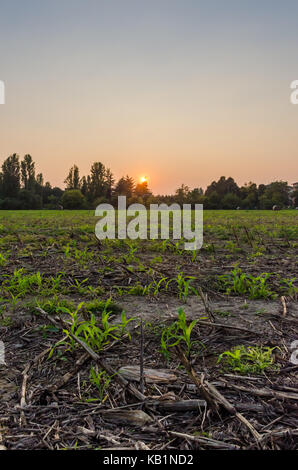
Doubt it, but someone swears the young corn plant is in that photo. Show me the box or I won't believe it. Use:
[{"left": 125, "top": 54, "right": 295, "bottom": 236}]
[
  {"left": 73, "top": 247, "right": 93, "bottom": 263},
  {"left": 63, "top": 243, "right": 71, "bottom": 258},
  {"left": 247, "top": 273, "right": 274, "bottom": 299},
  {"left": 71, "top": 278, "right": 89, "bottom": 294},
  {"left": 89, "top": 366, "right": 114, "bottom": 402},
  {"left": 191, "top": 249, "right": 198, "bottom": 263},
  {"left": 48, "top": 273, "right": 65, "bottom": 294},
  {"left": 161, "top": 308, "right": 198, "bottom": 359},
  {"left": 280, "top": 277, "right": 298, "bottom": 296},
  {"left": 119, "top": 310, "right": 134, "bottom": 338},
  {"left": 35, "top": 296, "right": 75, "bottom": 315},
  {"left": 0, "top": 253, "right": 8, "bottom": 266},
  {"left": 152, "top": 277, "right": 168, "bottom": 296},
  {"left": 59, "top": 298, "right": 133, "bottom": 354},
  {"left": 8, "top": 292, "right": 22, "bottom": 311},
  {"left": 218, "top": 266, "right": 275, "bottom": 299},
  {"left": 2, "top": 269, "right": 44, "bottom": 298},
  {"left": 218, "top": 345, "right": 280, "bottom": 375},
  {"left": 122, "top": 241, "right": 139, "bottom": 264},
  {"left": 175, "top": 272, "right": 196, "bottom": 302},
  {"left": 61, "top": 302, "right": 85, "bottom": 347},
  {"left": 127, "top": 283, "right": 152, "bottom": 296}
]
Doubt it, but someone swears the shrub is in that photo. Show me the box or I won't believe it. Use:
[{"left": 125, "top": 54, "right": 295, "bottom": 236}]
[{"left": 61, "top": 189, "right": 86, "bottom": 209}]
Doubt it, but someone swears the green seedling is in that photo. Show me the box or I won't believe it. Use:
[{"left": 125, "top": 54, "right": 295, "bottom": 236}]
[
  {"left": 161, "top": 308, "right": 198, "bottom": 359},
  {"left": 218, "top": 345, "right": 280, "bottom": 375},
  {"left": 89, "top": 366, "right": 114, "bottom": 401}
]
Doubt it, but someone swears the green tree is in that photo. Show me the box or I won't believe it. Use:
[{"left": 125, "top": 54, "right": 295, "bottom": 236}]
[
  {"left": 105, "top": 168, "right": 115, "bottom": 201},
  {"left": 80, "top": 176, "right": 88, "bottom": 196},
  {"left": 1, "top": 154, "right": 20, "bottom": 197},
  {"left": 62, "top": 189, "right": 86, "bottom": 209},
  {"left": 90, "top": 162, "right": 107, "bottom": 199},
  {"left": 206, "top": 176, "right": 239, "bottom": 198},
  {"left": 175, "top": 184, "right": 190, "bottom": 205},
  {"left": 21, "top": 154, "right": 36, "bottom": 190},
  {"left": 240, "top": 182, "right": 258, "bottom": 209},
  {"left": 135, "top": 180, "right": 151, "bottom": 199},
  {"left": 18, "top": 189, "right": 42, "bottom": 209},
  {"left": 222, "top": 193, "right": 241, "bottom": 209},
  {"left": 292, "top": 187, "right": 298, "bottom": 206},
  {"left": 64, "top": 165, "right": 81, "bottom": 190},
  {"left": 188, "top": 187, "right": 204, "bottom": 205},
  {"left": 205, "top": 191, "right": 221, "bottom": 209},
  {"left": 259, "top": 181, "right": 289, "bottom": 209},
  {"left": 114, "top": 175, "right": 135, "bottom": 198}
]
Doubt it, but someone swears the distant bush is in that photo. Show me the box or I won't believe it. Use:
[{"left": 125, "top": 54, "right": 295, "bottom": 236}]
[
  {"left": 18, "top": 190, "right": 42, "bottom": 209},
  {"left": 61, "top": 189, "right": 86, "bottom": 209},
  {"left": 0, "top": 197, "right": 22, "bottom": 209}
]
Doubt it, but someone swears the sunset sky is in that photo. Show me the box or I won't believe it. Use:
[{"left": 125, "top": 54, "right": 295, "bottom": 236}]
[{"left": 0, "top": 0, "right": 298, "bottom": 194}]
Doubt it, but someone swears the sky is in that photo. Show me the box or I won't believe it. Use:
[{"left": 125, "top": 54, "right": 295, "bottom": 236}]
[{"left": 0, "top": 0, "right": 298, "bottom": 194}]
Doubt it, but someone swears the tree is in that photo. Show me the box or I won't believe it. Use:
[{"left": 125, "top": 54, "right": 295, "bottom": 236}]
[
  {"left": 36, "top": 173, "right": 44, "bottom": 187},
  {"left": 105, "top": 168, "right": 115, "bottom": 201},
  {"left": 80, "top": 176, "right": 88, "bottom": 196},
  {"left": 18, "top": 189, "right": 42, "bottom": 209},
  {"left": 44, "top": 187, "right": 63, "bottom": 208},
  {"left": 222, "top": 193, "right": 241, "bottom": 209},
  {"left": 175, "top": 184, "right": 190, "bottom": 205},
  {"left": 205, "top": 191, "right": 221, "bottom": 209},
  {"left": 90, "top": 162, "right": 107, "bottom": 199},
  {"left": 189, "top": 187, "right": 204, "bottom": 204},
  {"left": 292, "top": 187, "right": 298, "bottom": 206},
  {"left": 62, "top": 190, "right": 86, "bottom": 209},
  {"left": 240, "top": 182, "right": 258, "bottom": 209},
  {"left": 21, "top": 154, "right": 35, "bottom": 190},
  {"left": 64, "top": 165, "right": 80, "bottom": 190},
  {"left": 41, "top": 182, "right": 52, "bottom": 205},
  {"left": 1, "top": 154, "right": 20, "bottom": 197},
  {"left": 135, "top": 180, "right": 152, "bottom": 199},
  {"left": 79, "top": 162, "right": 114, "bottom": 203},
  {"left": 206, "top": 176, "right": 239, "bottom": 198},
  {"left": 51, "top": 187, "right": 64, "bottom": 200},
  {"left": 259, "top": 181, "right": 289, "bottom": 209},
  {"left": 43, "top": 186, "right": 64, "bottom": 208},
  {"left": 114, "top": 175, "right": 135, "bottom": 198}
]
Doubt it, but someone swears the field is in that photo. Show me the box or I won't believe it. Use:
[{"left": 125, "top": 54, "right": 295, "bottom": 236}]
[{"left": 0, "top": 209, "right": 297, "bottom": 450}]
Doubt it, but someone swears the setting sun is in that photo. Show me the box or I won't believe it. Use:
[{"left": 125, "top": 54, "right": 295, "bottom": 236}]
[{"left": 140, "top": 176, "right": 147, "bottom": 183}]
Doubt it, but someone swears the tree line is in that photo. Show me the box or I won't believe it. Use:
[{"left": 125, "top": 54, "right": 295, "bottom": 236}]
[{"left": 0, "top": 154, "right": 297, "bottom": 210}]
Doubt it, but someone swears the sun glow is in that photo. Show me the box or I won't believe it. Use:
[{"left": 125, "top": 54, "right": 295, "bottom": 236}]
[{"left": 140, "top": 176, "right": 147, "bottom": 183}]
